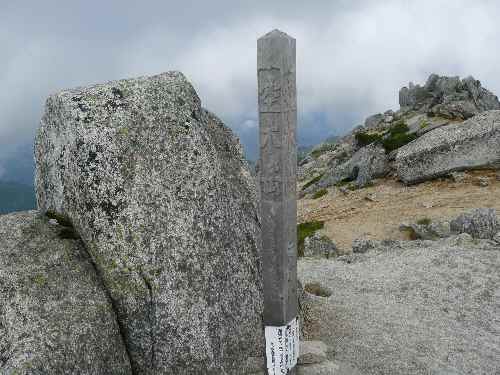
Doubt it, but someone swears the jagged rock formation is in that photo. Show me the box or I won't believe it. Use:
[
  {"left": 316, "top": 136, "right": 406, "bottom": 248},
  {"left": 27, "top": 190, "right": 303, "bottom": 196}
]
[
  {"left": 0, "top": 211, "right": 132, "bottom": 374},
  {"left": 34, "top": 72, "right": 264, "bottom": 374},
  {"left": 298, "top": 74, "right": 500, "bottom": 193},
  {"left": 399, "top": 74, "right": 500, "bottom": 119},
  {"left": 396, "top": 110, "right": 500, "bottom": 184}
]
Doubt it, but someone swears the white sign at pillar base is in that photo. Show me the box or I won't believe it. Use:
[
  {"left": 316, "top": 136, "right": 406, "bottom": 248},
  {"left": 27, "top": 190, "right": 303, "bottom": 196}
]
[{"left": 265, "top": 317, "right": 299, "bottom": 374}]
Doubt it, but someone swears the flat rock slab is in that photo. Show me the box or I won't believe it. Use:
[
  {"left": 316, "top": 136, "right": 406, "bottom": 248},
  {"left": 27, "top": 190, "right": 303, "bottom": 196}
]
[
  {"left": 396, "top": 110, "right": 500, "bottom": 184},
  {"left": 35, "top": 71, "right": 264, "bottom": 374},
  {"left": 298, "top": 238, "right": 500, "bottom": 375},
  {"left": 0, "top": 211, "right": 132, "bottom": 374}
]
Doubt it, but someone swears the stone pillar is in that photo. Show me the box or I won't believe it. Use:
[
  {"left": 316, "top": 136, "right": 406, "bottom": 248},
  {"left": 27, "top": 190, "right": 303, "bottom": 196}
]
[{"left": 258, "top": 29, "right": 298, "bottom": 375}]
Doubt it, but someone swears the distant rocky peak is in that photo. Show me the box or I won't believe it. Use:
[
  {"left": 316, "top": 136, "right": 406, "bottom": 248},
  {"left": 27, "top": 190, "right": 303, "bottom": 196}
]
[{"left": 399, "top": 73, "right": 500, "bottom": 120}]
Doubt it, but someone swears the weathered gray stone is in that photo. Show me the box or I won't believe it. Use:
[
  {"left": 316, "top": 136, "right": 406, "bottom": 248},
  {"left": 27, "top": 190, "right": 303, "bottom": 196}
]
[
  {"left": 258, "top": 29, "right": 298, "bottom": 333},
  {"left": 396, "top": 110, "right": 500, "bottom": 184},
  {"left": 352, "top": 238, "right": 379, "bottom": 253},
  {"left": 399, "top": 221, "right": 451, "bottom": 240},
  {"left": 35, "top": 71, "right": 264, "bottom": 374},
  {"left": 319, "top": 143, "right": 389, "bottom": 189},
  {"left": 450, "top": 208, "right": 499, "bottom": 239},
  {"left": 493, "top": 232, "right": 500, "bottom": 245},
  {"left": 298, "top": 341, "right": 328, "bottom": 365},
  {"left": 0, "top": 211, "right": 132, "bottom": 374},
  {"left": 477, "top": 176, "right": 490, "bottom": 187},
  {"left": 399, "top": 74, "right": 500, "bottom": 119},
  {"left": 452, "top": 232, "right": 474, "bottom": 246},
  {"left": 303, "top": 232, "right": 337, "bottom": 258},
  {"left": 450, "top": 171, "right": 468, "bottom": 183}
]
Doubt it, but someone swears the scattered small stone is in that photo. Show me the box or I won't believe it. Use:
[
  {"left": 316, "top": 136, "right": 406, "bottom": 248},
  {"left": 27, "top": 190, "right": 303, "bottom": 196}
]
[
  {"left": 454, "top": 233, "right": 474, "bottom": 246},
  {"left": 298, "top": 341, "right": 329, "bottom": 365},
  {"left": 450, "top": 171, "right": 467, "bottom": 183},
  {"left": 339, "top": 186, "right": 350, "bottom": 195},
  {"left": 48, "top": 218, "right": 58, "bottom": 226},
  {"left": 477, "top": 177, "right": 489, "bottom": 187},
  {"left": 364, "top": 193, "right": 378, "bottom": 202},
  {"left": 421, "top": 201, "right": 434, "bottom": 209},
  {"left": 352, "top": 238, "right": 378, "bottom": 253},
  {"left": 496, "top": 172, "right": 500, "bottom": 181}
]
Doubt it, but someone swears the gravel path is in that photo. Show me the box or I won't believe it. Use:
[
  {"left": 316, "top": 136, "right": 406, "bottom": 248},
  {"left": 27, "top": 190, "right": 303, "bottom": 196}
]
[{"left": 298, "top": 238, "right": 500, "bottom": 375}]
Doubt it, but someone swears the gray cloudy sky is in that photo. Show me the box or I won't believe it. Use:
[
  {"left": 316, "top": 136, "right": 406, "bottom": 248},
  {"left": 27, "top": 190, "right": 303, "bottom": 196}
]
[{"left": 2, "top": 0, "right": 500, "bottom": 171}]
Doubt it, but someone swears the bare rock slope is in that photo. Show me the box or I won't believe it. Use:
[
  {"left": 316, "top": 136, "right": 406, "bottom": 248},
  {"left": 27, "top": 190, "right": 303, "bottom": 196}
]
[{"left": 396, "top": 110, "right": 500, "bottom": 184}]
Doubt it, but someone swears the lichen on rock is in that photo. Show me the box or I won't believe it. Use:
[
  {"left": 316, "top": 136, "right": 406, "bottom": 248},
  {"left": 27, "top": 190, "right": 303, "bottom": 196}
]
[
  {"left": 35, "top": 71, "right": 264, "bottom": 374},
  {"left": 0, "top": 211, "right": 132, "bottom": 374}
]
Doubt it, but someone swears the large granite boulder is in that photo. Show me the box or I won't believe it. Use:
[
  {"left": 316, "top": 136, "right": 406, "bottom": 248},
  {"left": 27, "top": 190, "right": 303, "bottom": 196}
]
[
  {"left": 396, "top": 110, "right": 500, "bottom": 184},
  {"left": 318, "top": 143, "right": 389, "bottom": 189},
  {"left": 0, "top": 211, "right": 132, "bottom": 374},
  {"left": 399, "top": 74, "right": 500, "bottom": 119},
  {"left": 35, "top": 72, "right": 264, "bottom": 374}
]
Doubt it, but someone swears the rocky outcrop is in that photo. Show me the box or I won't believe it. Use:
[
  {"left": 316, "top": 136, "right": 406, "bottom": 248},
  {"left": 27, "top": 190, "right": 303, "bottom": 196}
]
[
  {"left": 318, "top": 143, "right": 389, "bottom": 189},
  {"left": 396, "top": 110, "right": 500, "bottom": 184},
  {"left": 299, "top": 74, "right": 500, "bottom": 190},
  {"left": 399, "top": 74, "right": 500, "bottom": 120},
  {"left": 0, "top": 211, "right": 132, "bottom": 374},
  {"left": 35, "top": 72, "right": 264, "bottom": 374},
  {"left": 450, "top": 208, "right": 498, "bottom": 239}
]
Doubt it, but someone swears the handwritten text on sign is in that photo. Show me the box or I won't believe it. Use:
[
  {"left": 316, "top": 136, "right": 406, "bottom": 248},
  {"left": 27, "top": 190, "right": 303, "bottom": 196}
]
[{"left": 265, "top": 317, "right": 299, "bottom": 374}]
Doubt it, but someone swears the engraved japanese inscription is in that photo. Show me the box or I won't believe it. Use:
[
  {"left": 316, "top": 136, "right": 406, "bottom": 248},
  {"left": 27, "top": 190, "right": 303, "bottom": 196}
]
[{"left": 258, "top": 29, "right": 299, "bottom": 375}]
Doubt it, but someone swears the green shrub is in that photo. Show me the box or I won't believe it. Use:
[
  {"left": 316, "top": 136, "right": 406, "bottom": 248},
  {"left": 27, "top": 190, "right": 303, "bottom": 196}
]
[
  {"left": 302, "top": 173, "right": 324, "bottom": 191},
  {"left": 416, "top": 217, "right": 432, "bottom": 226},
  {"left": 312, "top": 189, "right": 328, "bottom": 199},
  {"left": 355, "top": 131, "right": 383, "bottom": 147},
  {"left": 420, "top": 119, "right": 429, "bottom": 129},
  {"left": 304, "top": 282, "right": 332, "bottom": 297},
  {"left": 388, "top": 120, "right": 410, "bottom": 135},
  {"left": 310, "top": 143, "right": 337, "bottom": 158},
  {"left": 297, "top": 220, "right": 325, "bottom": 257},
  {"left": 381, "top": 120, "right": 417, "bottom": 153},
  {"left": 382, "top": 132, "right": 418, "bottom": 153}
]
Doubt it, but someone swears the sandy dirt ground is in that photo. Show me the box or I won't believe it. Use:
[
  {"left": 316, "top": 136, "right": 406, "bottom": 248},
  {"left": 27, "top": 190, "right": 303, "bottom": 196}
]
[{"left": 298, "top": 169, "right": 500, "bottom": 253}]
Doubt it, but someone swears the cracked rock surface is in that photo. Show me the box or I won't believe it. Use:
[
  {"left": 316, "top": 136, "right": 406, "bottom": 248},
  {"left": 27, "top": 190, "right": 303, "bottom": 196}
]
[
  {"left": 35, "top": 71, "right": 264, "bottom": 374},
  {"left": 0, "top": 211, "right": 132, "bottom": 375}
]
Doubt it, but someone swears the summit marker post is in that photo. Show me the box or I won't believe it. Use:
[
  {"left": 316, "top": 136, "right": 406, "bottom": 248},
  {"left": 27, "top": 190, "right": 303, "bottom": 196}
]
[{"left": 258, "top": 29, "right": 299, "bottom": 375}]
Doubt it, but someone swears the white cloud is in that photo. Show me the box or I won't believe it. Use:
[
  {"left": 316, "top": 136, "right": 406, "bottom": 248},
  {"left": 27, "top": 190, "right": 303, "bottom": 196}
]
[{"left": 1, "top": 0, "right": 500, "bottom": 160}]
